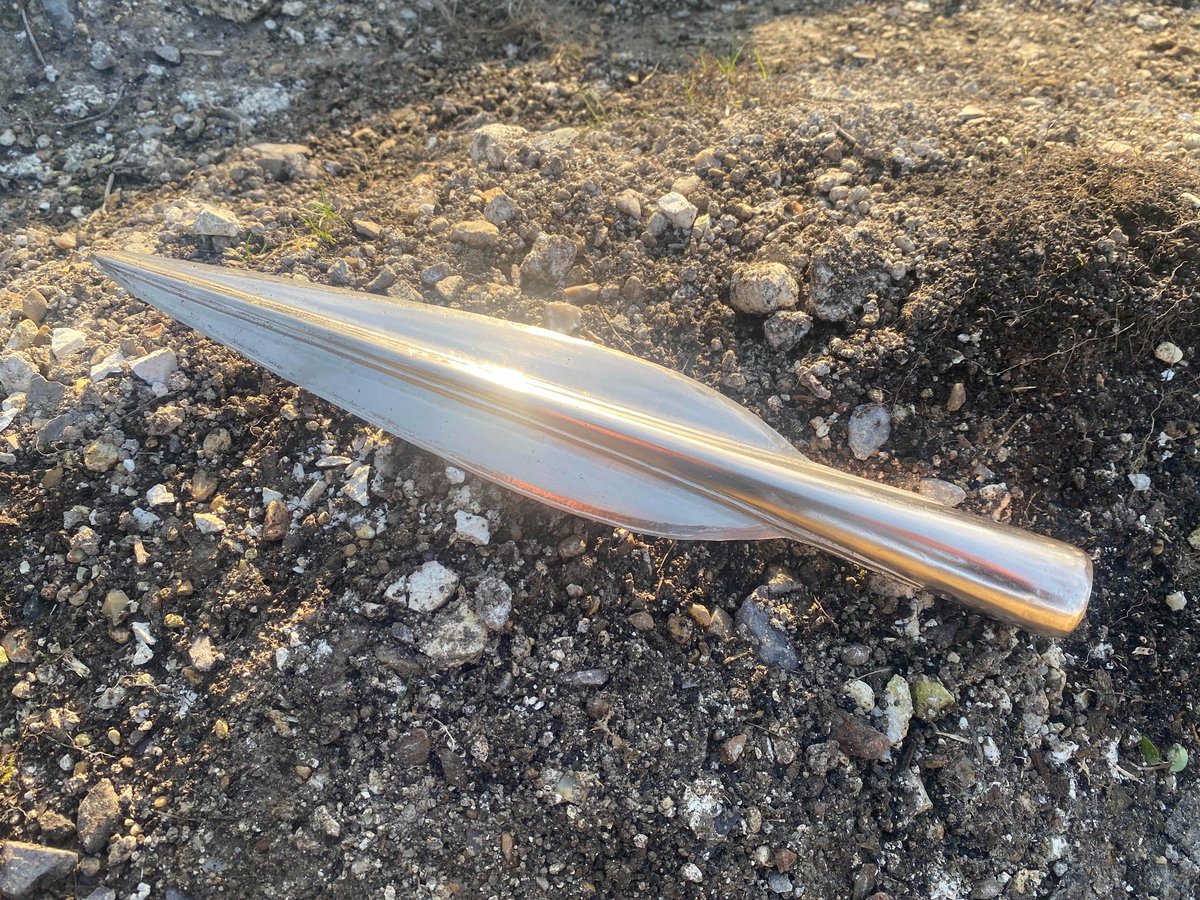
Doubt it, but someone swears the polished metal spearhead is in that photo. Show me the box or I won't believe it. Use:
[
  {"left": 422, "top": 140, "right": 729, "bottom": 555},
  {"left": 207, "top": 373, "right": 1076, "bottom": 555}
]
[{"left": 92, "top": 251, "right": 1091, "bottom": 637}]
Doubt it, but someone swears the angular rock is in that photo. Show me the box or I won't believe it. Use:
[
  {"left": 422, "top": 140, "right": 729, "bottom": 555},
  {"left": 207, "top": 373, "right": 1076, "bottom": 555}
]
[
  {"left": 831, "top": 710, "right": 889, "bottom": 760},
  {"left": 848, "top": 404, "right": 891, "bottom": 460},
  {"left": 76, "top": 779, "right": 119, "bottom": 854},
  {"left": 0, "top": 841, "right": 77, "bottom": 898},
  {"left": 912, "top": 675, "right": 955, "bottom": 720},
  {"left": 543, "top": 301, "right": 582, "bottom": 333},
  {"left": 917, "top": 478, "right": 966, "bottom": 508},
  {"left": 520, "top": 233, "right": 577, "bottom": 289},
  {"left": 405, "top": 561, "right": 460, "bottom": 613},
  {"left": 657, "top": 192, "right": 698, "bottom": 230},
  {"left": 730, "top": 262, "right": 798, "bottom": 315},
  {"left": 883, "top": 675, "right": 914, "bottom": 746},
  {"left": 262, "top": 499, "right": 290, "bottom": 541},
  {"left": 130, "top": 349, "right": 178, "bottom": 385},
  {"left": 193, "top": 206, "right": 242, "bottom": 238},
  {"left": 454, "top": 511, "right": 490, "bottom": 545},
  {"left": 422, "top": 603, "right": 488, "bottom": 668},
  {"left": 472, "top": 575, "right": 513, "bottom": 631},
  {"left": 470, "top": 124, "right": 528, "bottom": 168},
  {"left": 762, "top": 310, "right": 813, "bottom": 351},
  {"left": 188, "top": 635, "right": 221, "bottom": 672},
  {"left": 0, "top": 353, "right": 38, "bottom": 393},
  {"left": 50, "top": 328, "right": 86, "bottom": 361}
]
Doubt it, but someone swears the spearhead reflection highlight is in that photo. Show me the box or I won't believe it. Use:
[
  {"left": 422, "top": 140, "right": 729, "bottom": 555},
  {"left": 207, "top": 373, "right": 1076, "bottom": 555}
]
[{"left": 92, "top": 252, "right": 1092, "bottom": 637}]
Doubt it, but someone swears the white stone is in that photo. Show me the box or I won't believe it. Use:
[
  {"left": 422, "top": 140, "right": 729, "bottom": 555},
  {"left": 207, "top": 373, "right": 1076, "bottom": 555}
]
[
  {"left": 193, "top": 205, "right": 243, "bottom": 238},
  {"left": 1166, "top": 591, "right": 1187, "bottom": 612},
  {"left": 51, "top": 327, "right": 87, "bottom": 361},
  {"left": 657, "top": 192, "right": 698, "bottom": 230},
  {"left": 194, "top": 512, "right": 226, "bottom": 534},
  {"left": 405, "top": 561, "right": 460, "bottom": 613},
  {"left": 444, "top": 466, "right": 466, "bottom": 484},
  {"left": 342, "top": 464, "right": 370, "bottom": 506},
  {"left": 0, "top": 352, "right": 38, "bottom": 393},
  {"left": 1154, "top": 342, "right": 1183, "bottom": 365},
  {"left": 188, "top": 635, "right": 221, "bottom": 672},
  {"left": 454, "top": 510, "right": 490, "bottom": 545},
  {"left": 130, "top": 349, "right": 178, "bottom": 385},
  {"left": 884, "top": 675, "right": 914, "bottom": 746},
  {"left": 469, "top": 123, "right": 528, "bottom": 168},
  {"left": 131, "top": 508, "right": 161, "bottom": 531},
  {"left": 844, "top": 679, "right": 875, "bottom": 713},
  {"left": 90, "top": 351, "right": 126, "bottom": 382},
  {"left": 146, "top": 484, "right": 175, "bottom": 507},
  {"left": 1127, "top": 473, "right": 1151, "bottom": 492}
]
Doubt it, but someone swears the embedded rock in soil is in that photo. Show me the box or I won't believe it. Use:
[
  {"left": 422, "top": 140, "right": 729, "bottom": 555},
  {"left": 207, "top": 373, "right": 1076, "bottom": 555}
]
[
  {"left": 193, "top": 205, "right": 243, "bottom": 238},
  {"left": 0, "top": 842, "right": 77, "bottom": 899},
  {"left": 130, "top": 349, "right": 178, "bottom": 385},
  {"left": 422, "top": 603, "right": 487, "bottom": 668},
  {"left": 912, "top": 676, "right": 955, "bottom": 720},
  {"left": 848, "top": 404, "right": 891, "bottom": 460},
  {"left": 735, "top": 591, "right": 798, "bottom": 671},
  {"left": 830, "top": 710, "right": 889, "bottom": 760},
  {"left": 404, "top": 561, "right": 460, "bottom": 613},
  {"left": 807, "top": 235, "right": 881, "bottom": 322},
  {"left": 76, "top": 779, "right": 119, "bottom": 854},
  {"left": 918, "top": 478, "right": 966, "bottom": 507},
  {"left": 472, "top": 575, "right": 513, "bottom": 631},
  {"left": 657, "top": 192, "right": 698, "bottom": 230},
  {"left": 470, "top": 124, "right": 528, "bottom": 168},
  {"left": 729, "top": 262, "right": 799, "bottom": 315},
  {"left": 762, "top": 310, "right": 812, "bottom": 351},
  {"left": 520, "top": 233, "right": 577, "bottom": 290},
  {"left": 883, "top": 675, "right": 914, "bottom": 746}
]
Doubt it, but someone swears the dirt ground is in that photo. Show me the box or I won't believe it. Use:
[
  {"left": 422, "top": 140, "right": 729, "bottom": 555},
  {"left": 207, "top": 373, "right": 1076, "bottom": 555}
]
[{"left": 1, "top": 0, "right": 1199, "bottom": 897}]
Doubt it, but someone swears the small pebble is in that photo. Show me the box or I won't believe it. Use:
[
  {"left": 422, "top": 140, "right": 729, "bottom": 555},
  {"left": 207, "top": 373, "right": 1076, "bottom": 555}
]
[
  {"left": 404, "top": 561, "right": 460, "bottom": 613},
  {"left": 918, "top": 478, "right": 966, "bottom": 507},
  {"left": 450, "top": 220, "right": 499, "bottom": 248},
  {"left": 657, "top": 192, "right": 698, "bottom": 229},
  {"left": 681, "top": 862, "right": 703, "bottom": 884},
  {"left": 1165, "top": 591, "right": 1187, "bottom": 612},
  {"left": 883, "top": 675, "right": 914, "bottom": 745},
  {"left": 830, "top": 710, "right": 889, "bottom": 760},
  {"left": 193, "top": 513, "right": 226, "bottom": 534},
  {"left": 193, "top": 205, "right": 242, "bottom": 238},
  {"left": 544, "top": 302, "right": 582, "bottom": 333},
  {"left": 1154, "top": 342, "right": 1183, "bottom": 365},
  {"left": 735, "top": 591, "right": 798, "bottom": 671},
  {"left": 146, "top": 484, "right": 175, "bottom": 507},
  {"left": 1128, "top": 473, "right": 1151, "bottom": 492},
  {"left": 946, "top": 382, "right": 966, "bottom": 412},
  {"left": 848, "top": 404, "right": 891, "bottom": 460},
  {"left": 911, "top": 675, "right": 955, "bottom": 720}
]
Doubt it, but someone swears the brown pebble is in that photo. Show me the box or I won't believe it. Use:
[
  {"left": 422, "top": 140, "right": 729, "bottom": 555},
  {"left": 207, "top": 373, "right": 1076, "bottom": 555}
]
[
  {"left": 23, "top": 288, "right": 49, "bottom": 322},
  {"left": 628, "top": 611, "right": 655, "bottom": 631},
  {"left": 774, "top": 848, "right": 798, "bottom": 872},
  {"left": 946, "top": 382, "right": 966, "bottom": 412},
  {"left": 563, "top": 283, "right": 600, "bottom": 303},
  {"left": 190, "top": 470, "right": 218, "bottom": 502},
  {"left": 720, "top": 734, "right": 748, "bottom": 765},
  {"left": 396, "top": 728, "right": 431, "bottom": 766},
  {"left": 831, "top": 710, "right": 890, "bottom": 760},
  {"left": 53, "top": 232, "right": 77, "bottom": 250},
  {"left": 687, "top": 603, "right": 712, "bottom": 627},
  {"left": 666, "top": 613, "right": 693, "bottom": 644},
  {"left": 352, "top": 218, "right": 383, "bottom": 240},
  {"left": 437, "top": 747, "right": 468, "bottom": 787}
]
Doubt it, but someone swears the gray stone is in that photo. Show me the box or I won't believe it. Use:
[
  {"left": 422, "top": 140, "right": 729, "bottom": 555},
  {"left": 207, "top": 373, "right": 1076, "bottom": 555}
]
[
  {"left": 543, "top": 301, "right": 582, "bottom": 333},
  {"left": 848, "top": 404, "right": 891, "bottom": 460},
  {"left": 154, "top": 45, "right": 182, "bottom": 65},
  {"left": 520, "top": 233, "right": 577, "bottom": 288},
  {"left": 76, "top": 778, "right": 119, "bottom": 854},
  {"left": 0, "top": 353, "right": 38, "bottom": 393},
  {"left": 470, "top": 124, "right": 528, "bottom": 168},
  {"left": 89, "top": 41, "right": 117, "bottom": 71},
  {"left": 472, "top": 576, "right": 513, "bottom": 631},
  {"left": 422, "top": 603, "right": 488, "bottom": 668},
  {"left": 0, "top": 841, "right": 77, "bottom": 898},
  {"left": 762, "top": 310, "right": 813, "bottom": 351},
  {"left": 450, "top": 220, "right": 499, "bottom": 248},
  {"left": 130, "top": 349, "right": 178, "bottom": 385},
  {"left": 735, "top": 590, "right": 798, "bottom": 671},
  {"left": 883, "top": 675, "right": 914, "bottom": 746},
  {"left": 918, "top": 478, "right": 966, "bottom": 507}
]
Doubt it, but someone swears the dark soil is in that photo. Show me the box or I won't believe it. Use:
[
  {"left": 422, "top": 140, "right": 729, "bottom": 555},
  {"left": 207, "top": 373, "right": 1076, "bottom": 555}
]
[{"left": 1, "top": 1, "right": 1198, "bottom": 898}]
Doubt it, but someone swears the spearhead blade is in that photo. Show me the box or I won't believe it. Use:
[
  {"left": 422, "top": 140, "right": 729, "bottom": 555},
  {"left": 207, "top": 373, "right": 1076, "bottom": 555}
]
[{"left": 92, "top": 252, "right": 1091, "bottom": 637}]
